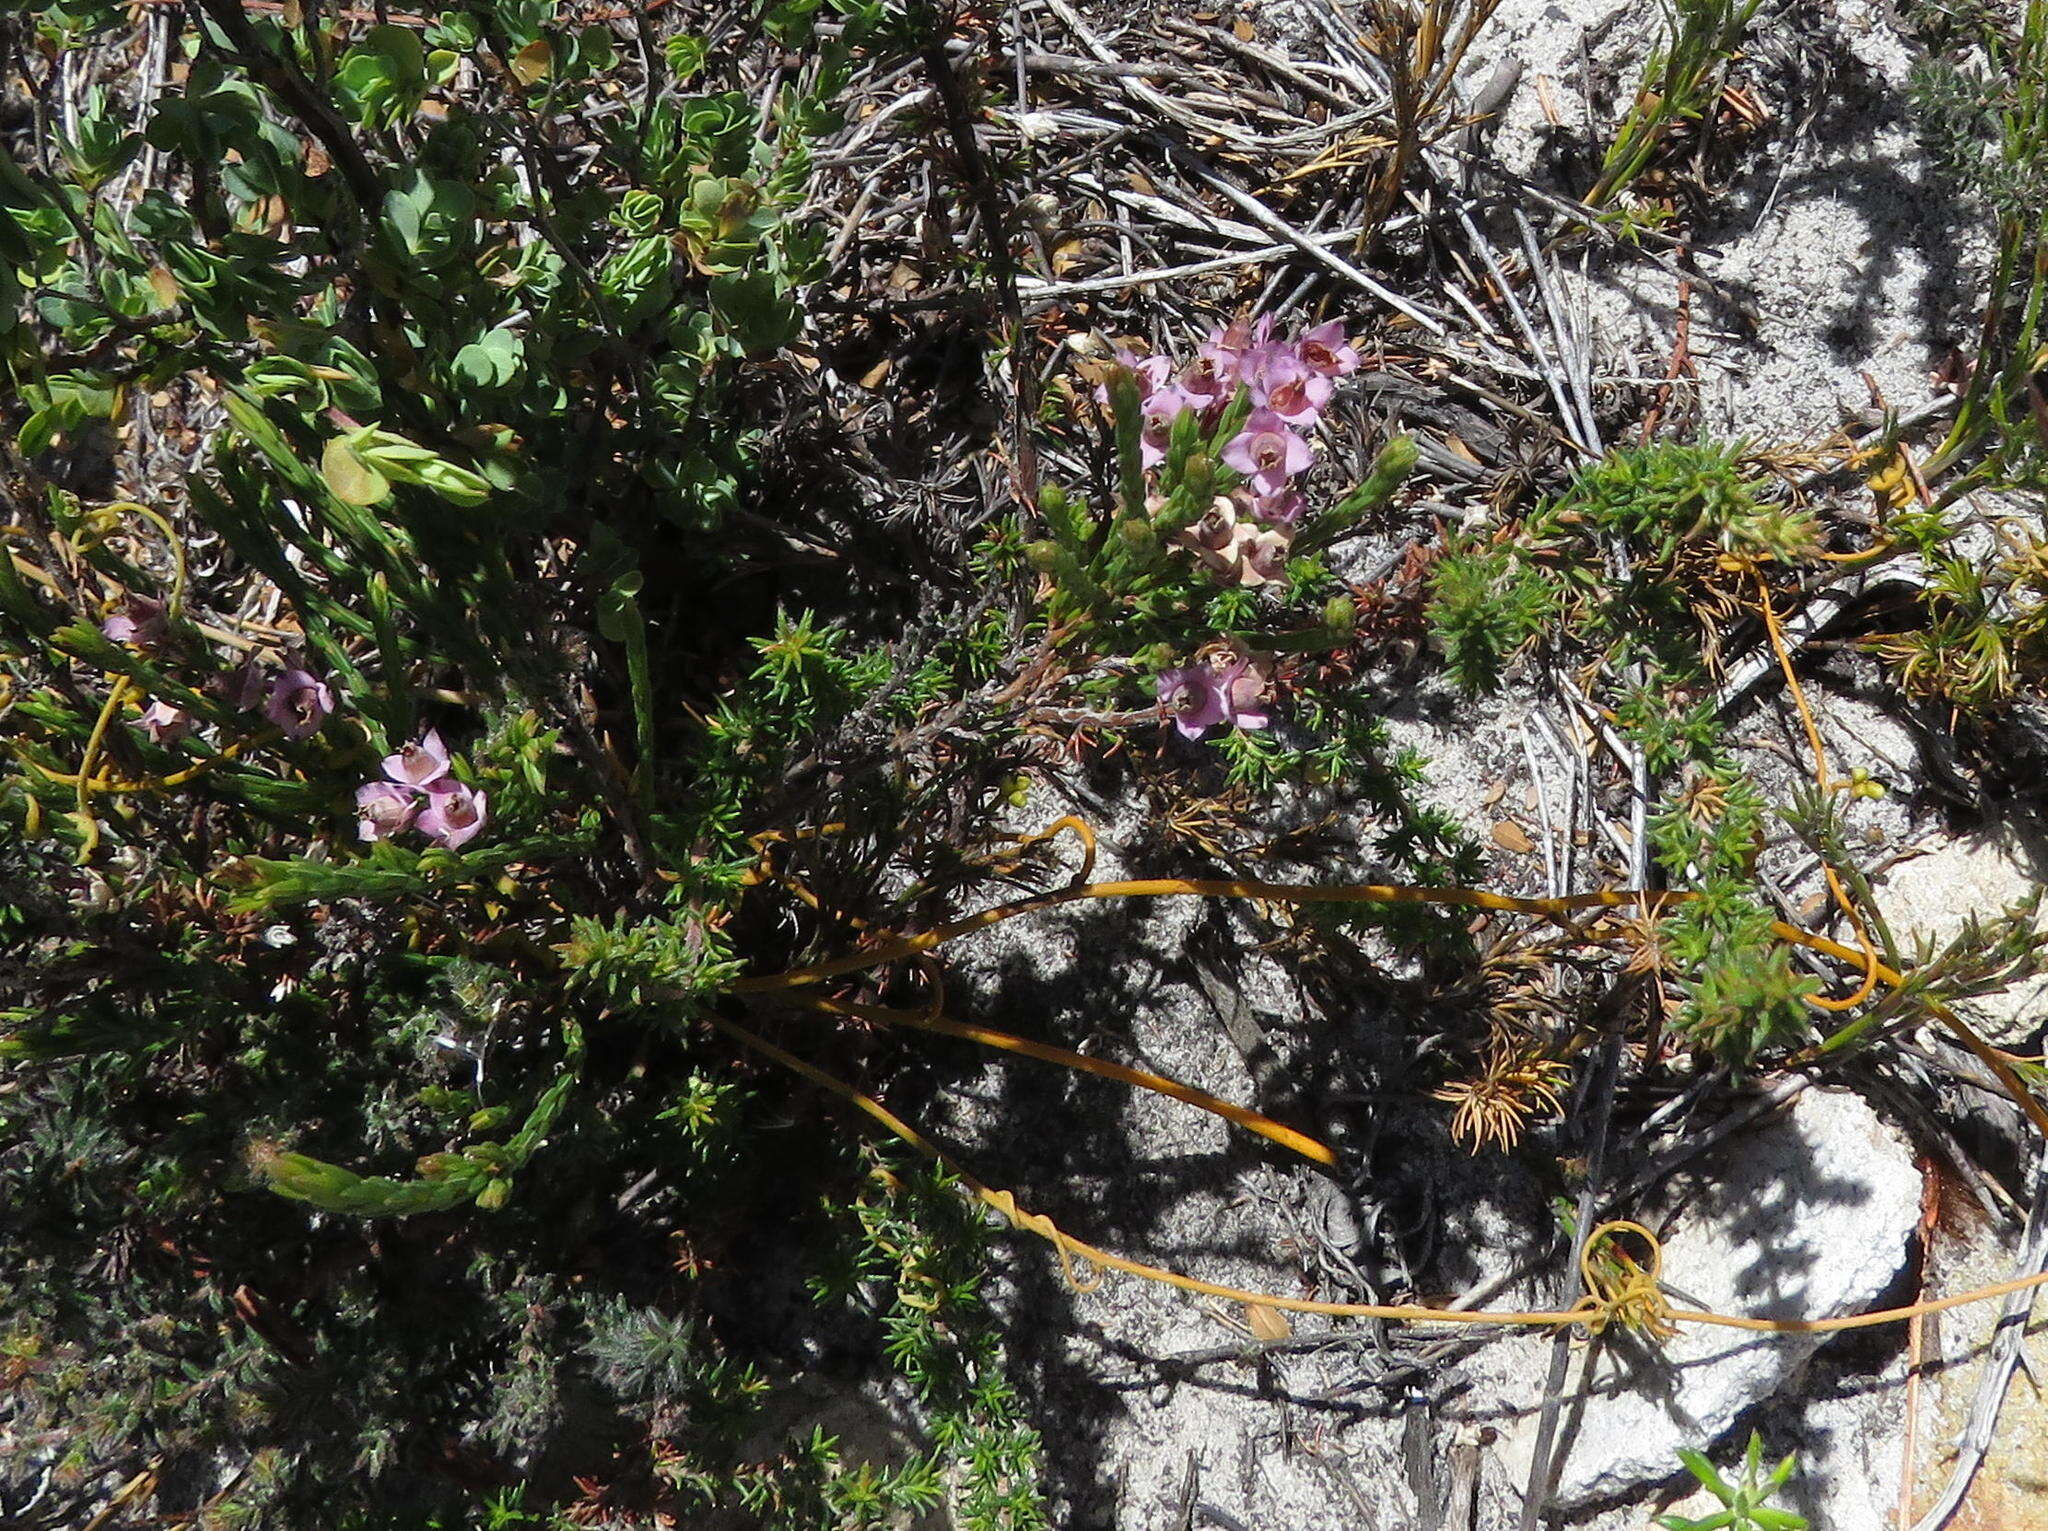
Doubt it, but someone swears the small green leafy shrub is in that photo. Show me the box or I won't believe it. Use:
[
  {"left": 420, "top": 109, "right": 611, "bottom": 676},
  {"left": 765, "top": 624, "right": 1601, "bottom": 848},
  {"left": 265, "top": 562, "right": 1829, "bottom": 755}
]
[
  {"left": 1038, "top": 323, "right": 1415, "bottom": 781},
  {"left": 0, "top": 0, "right": 1054, "bottom": 1523},
  {"left": 1429, "top": 438, "right": 1810, "bottom": 690},
  {"left": 1427, "top": 439, "right": 1834, "bottom": 1064},
  {"left": 1656, "top": 1431, "right": 1808, "bottom": 1531},
  {"left": 1428, "top": 526, "right": 1554, "bottom": 692},
  {"left": 1591, "top": 0, "right": 1766, "bottom": 210},
  {"left": 1650, "top": 768, "right": 1816, "bottom": 1060}
]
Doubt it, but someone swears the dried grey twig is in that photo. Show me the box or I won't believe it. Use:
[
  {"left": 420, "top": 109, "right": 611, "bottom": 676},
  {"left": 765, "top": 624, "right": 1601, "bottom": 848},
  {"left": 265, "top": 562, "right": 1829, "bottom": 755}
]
[{"left": 1909, "top": 1149, "right": 2048, "bottom": 1531}]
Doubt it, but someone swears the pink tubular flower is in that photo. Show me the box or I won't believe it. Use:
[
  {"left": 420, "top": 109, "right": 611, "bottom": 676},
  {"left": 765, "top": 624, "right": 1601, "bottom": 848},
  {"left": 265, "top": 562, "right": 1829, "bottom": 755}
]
[
  {"left": 1160, "top": 643, "right": 1276, "bottom": 738},
  {"left": 1234, "top": 347, "right": 1292, "bottom": 403},
  {"left": 1228, "top": 684, "right": 1270, "bottom": 729},
  {"left": 1158, "top": 666, "right": 1232, "bottom": 740},
  {"left": 1095, "top": 349, "right": 1179, "bottom": 413},
  {"left": 138, "top": 700, "right": 191, "bottom": 744},
  {"left": 1223, "top": 665, "right": 1271, "bottom": 730},
  {"left": 1096, "top": 348, "right": 1190, "bottom": 468},
  {"left": 1171, "top": 496, "right": 1299, "bottom": 586},
  {"left": 1234, "top": 529, "right": 1291, "bottom": 587},
  {"left": 417, "top": 778, "right": 488, "bottom": 849},
  {"left": 1203, "top": 317, "right": 1294, "bottom": 407},
  {"left": 1254, "top": 354, "right": 1333, "bottom": 426},
  {"left": 1142, "top": 380, "right": 1191, "bottom": 426},
  {"left": 1176, "top": 346, "right": 1237, "bottom": 412},
  {"left": 382, "top": 730, "right": 451, "bottom": 789},
  {"left": 1140, "top": 387, "right": 1192, "bottom": 469},
  {"left": 355, "top": 781, "right": 418, "bottom": 842},
  {"left": 103, "top": 595, "right": 169, "bottom": 648},
  {"left": 1249, "top": 488, "right": 1307, "bottom": 527},
  {"left": 1140, "top": 415, "right": 1175, "bottom": 470},
  {"left": 1220, "top": 679, "right": 1269, "bottom": 732},
  {"left": 1204, "top": 641, "right": 1274, "bottom": 729},
  {"left": 1185, "top": 497, "right": 1239, "bottom": 551},
  {"left": 1209, "top": 317, "right": 1258, "bottom": 355},
  {"left": 1122, "top": 348, "right": 1176, "bottom": 394},
  {"left": 263, "top": 668, "right": 336, "bottom": 739},
  {"left": 1222, "top": 408, "right": 1314, "bottom": 497},
  {"left": 1298, "top": 320, "right": 1360, "bottom": 378}
]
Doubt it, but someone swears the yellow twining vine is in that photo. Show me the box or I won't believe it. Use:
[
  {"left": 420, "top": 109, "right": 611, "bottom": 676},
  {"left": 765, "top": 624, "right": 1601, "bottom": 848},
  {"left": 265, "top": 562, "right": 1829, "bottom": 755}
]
[
  {"left": 729, "top": 813, "right": 2048, "bottom": 1343},
  {"left": 716, "top": 1009, "right": 2048, "bottom": 1338},
  {"left": 5, "top": 506, "right": 246, "bottom": 860}
]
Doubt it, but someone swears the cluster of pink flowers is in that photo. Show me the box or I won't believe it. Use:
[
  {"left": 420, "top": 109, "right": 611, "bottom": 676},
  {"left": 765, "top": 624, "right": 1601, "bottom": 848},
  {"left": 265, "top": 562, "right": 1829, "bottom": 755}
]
[
  {"left": 102, "top": 596, "right": 196, "bottom": 744},
  {"left": 130, "top": 664, "right": 336, "bottom": 748},
  {"left": 355, "top": 730, "right": 488, "bottom": 850},
  {"left": 1108, "top": 316, "right": 1360, "bottom": 741},
  {"left": 102, "top": 604, "right": 488, "bottom": 849},
  {"left": 1158, "top": 641, "right": 1274, "bottom": 742},
  {"left": 103, "top": 600, "right": 346, "bottom": 750},
  {"left": 1111, "top": 315, "right": 1357, "bottom": 588}
]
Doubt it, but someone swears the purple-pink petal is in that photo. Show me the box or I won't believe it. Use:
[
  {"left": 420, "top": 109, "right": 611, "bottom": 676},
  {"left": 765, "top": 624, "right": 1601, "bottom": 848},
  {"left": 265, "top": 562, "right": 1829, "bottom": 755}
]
[
  {"left": 1142, "top": 384, "right": 1191, "bottom": 422},
  {"left": 1219, "top": 656, "right": 1274, "bottom": 729},
  {"left": 1158, "top": 666, "right": 1229, "bottom": 739},
  {"left": 1224, "top": 409, "right": 1312, "bottom": 491},
  {"left": 1255, "top": 357, "right": 1333, "bottom": 425},
  {"left": 1235, "top": 341, "right": 1291, "bottom": 397},
  {"left": 1220, "top": 671, "right": 1269, "bottom": 732},
  {"left": 1177, "top": 349, "right": 1236, "bottom": 411},
  {"left": 1300, "top": 320, "right": 1360, "bottom": 377},
  {"left": 1206, "top": 318, "right": 1255, "bottom": 361},
  {"left": 102, "top": 595, "right": 168, "bottom": 649},
  {"left": 264, "top": 668, "right": 336, "bottom": 739},
  {"left": 355, "top": 781, "right": 417, "bottom": 842},
  {"left": 266, "top": 671, "right": 337, "bottom": 740},
  {"left": 417, "top": 779, "right": 488, "bottom": 849},
  {"left": 1250, "top": 489, "right": 1306, "bottom": 527},
  {"left": 1130, "top": 351, "right": 1175, "bottom": 393},
  {"left": 382, "top": 729, "right": 452, "bottom": 788},
  {"left": 138, "top": 700, "right": 191, "bottom": 744},
  {"left": 1236, "top": 532, "right": 1291, "bottom": 587},
  {"left": 1098, "top": 349, "right": 1180, "bottom": 414},
  {"left": 1221, "top": 430, "right": 1260, "bottom": 478},
  {"left": 1140, "top": 416, "right": 1174, "bottom": 470}
]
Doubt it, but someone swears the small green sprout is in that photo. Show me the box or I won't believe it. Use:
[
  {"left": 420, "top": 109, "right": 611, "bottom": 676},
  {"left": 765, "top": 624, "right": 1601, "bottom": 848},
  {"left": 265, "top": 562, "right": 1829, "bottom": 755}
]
[{"left": 1655, "top": 1431, "right": 1807, "bottom": 1531}]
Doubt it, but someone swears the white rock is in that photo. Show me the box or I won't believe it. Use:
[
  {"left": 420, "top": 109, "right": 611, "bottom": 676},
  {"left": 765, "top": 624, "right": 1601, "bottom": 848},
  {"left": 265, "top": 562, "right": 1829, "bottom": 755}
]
[
  {"left": 1502, "top": 1088, "right": 1920, "bottom": 1510},
  {"left": 1878, "top": 825, "right": 2048, "bottom": 1047}
]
